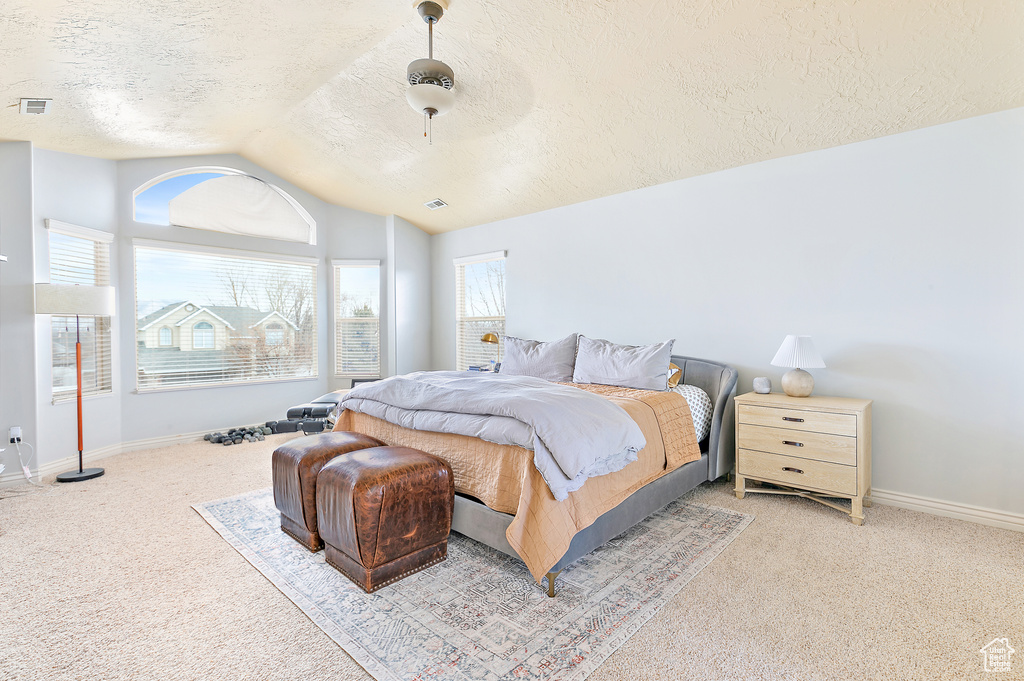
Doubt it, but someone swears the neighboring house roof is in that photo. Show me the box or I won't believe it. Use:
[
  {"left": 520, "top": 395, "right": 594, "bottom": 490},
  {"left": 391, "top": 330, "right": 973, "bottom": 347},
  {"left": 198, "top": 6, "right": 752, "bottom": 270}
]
[
  {"left": 138, "top": 302, "right": 296, "bottom": 334},
  {"left": 176, "top": 306, "right": 236, "bottom": 330},
  {"left": 251, "top": 310, "right": 299, "bottom": 330},
  {"left": 205, "top": 305, "right": 271, "bottom": 332},
  {"left": 137, "top": 301, "right": 192, "bottom": 330}
]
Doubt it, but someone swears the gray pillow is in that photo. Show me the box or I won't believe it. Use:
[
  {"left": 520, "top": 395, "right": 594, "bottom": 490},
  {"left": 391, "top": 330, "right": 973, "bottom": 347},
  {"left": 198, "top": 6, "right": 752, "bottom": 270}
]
[
  {"left": 500, "top": 333, "right": 579, "bottom": 382},
  {"left": 572, "top": 336, "right": 675, "bottom": 391}
]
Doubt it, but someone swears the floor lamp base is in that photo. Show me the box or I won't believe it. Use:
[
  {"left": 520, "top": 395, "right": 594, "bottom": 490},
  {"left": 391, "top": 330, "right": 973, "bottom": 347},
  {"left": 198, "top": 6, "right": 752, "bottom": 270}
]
[{"left": 56, "top": 467, "right": 105, "bottom": 483}]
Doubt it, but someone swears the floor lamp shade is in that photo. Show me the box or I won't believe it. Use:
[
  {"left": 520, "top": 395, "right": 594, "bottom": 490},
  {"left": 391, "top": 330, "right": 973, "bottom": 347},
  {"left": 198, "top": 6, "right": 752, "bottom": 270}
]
[
  {"left": 35, "top": 283, "right": 116, "bottom": 317},
  {"left": 35, "top": 283, "right": 116, "bottom": 482}
]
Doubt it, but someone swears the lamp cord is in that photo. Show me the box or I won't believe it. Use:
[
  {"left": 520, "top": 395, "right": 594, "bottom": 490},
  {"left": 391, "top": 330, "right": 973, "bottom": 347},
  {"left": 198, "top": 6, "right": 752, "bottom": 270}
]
[{"left": 15, "top": 442, "right": 42, "bottom": 486}]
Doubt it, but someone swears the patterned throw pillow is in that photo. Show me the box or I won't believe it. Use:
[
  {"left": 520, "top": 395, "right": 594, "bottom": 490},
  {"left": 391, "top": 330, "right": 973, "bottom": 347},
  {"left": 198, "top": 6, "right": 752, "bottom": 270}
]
[{"left": 672, "top": 384, "right": 714, "bottom": 441}]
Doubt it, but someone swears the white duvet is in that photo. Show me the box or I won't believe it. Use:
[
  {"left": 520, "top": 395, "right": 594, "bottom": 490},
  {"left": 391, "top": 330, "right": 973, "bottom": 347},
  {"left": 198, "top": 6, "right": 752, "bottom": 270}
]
[{"left": 339, "top": 371, "right": 647, "bottom": 501}]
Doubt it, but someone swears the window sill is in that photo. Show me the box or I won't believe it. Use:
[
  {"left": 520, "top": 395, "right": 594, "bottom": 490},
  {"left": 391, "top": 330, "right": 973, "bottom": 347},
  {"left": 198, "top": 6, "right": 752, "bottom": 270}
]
[{"left": 134, "top": 374, "right": 319, "bottom": 394}]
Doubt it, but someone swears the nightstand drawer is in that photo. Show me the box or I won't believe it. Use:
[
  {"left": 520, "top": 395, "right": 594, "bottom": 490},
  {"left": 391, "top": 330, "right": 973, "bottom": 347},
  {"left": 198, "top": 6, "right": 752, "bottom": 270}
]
[
  {"left": 737, "top": 424, "right": 857, "bottom": 466},
  {"left": 737, "top": 449, "right": 857, "bottom": 496},
  {"left": 737, "top": 404, "right": 857, "bottom": 437}
]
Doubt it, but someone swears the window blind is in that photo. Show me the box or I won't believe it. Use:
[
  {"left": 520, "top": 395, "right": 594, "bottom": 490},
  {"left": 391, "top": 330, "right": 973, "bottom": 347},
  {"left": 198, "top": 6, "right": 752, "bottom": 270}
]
[
  {"left": 47, "top": 221, "right": 113, "bottom": 402},
  {"left": 333, "top": 260, "right": 381, "bottom": 378},
  {"left": 454, "top": 252, "right": 505, "bottom": 370},
  {"left": 134, "top": 242, "right": 317, "bottom": 391}
]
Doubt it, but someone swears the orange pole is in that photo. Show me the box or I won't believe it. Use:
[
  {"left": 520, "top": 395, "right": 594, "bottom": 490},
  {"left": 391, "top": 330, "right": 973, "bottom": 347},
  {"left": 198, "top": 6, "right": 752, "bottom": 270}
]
[{"left": 76, "top": 320, "right": 84, "bottom": 472}]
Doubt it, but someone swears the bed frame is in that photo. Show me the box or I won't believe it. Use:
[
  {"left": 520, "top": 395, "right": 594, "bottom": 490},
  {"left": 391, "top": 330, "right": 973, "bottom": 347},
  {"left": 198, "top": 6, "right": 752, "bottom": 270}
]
[{"left": 450, "top": 355, "right": 738, "bottom": 596}]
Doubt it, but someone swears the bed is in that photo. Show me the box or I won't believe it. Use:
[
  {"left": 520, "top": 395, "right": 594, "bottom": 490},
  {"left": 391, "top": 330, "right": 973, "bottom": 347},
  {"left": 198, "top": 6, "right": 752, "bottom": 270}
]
[{"left": 333, "top": 354, "right": 737, "bottom": 595}]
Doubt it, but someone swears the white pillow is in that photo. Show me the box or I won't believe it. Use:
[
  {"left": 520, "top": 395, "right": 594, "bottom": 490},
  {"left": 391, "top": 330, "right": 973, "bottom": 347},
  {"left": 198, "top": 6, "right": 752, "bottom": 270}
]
[
  {"left": 672, "top": 384, "right": 714, "bottom": 442},
  {"left": 500, "top": 333, "right": 578, "bottom": 382},
  {"left": 572, "top": 336, "right": 675, "bottom": 391}
]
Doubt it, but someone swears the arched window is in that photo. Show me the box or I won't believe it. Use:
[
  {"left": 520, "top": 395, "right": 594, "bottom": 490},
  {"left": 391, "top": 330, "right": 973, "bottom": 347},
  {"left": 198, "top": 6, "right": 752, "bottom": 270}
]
[
  {"left": 193, "top": 322, "right": 214, "bottom": 349},
  {"left": 159, "top": 327, "right": 172, "bottom": 346},
  {"left": 133, "top": 166, "right": 316, "bottom": 244},
  {"left": 265, "top": 322, "right": 285, "bottom": 346}
]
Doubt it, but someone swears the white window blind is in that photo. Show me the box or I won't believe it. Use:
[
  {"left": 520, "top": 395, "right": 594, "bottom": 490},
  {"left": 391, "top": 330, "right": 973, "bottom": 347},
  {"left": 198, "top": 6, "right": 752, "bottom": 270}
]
[
  {"left": 47, "top": 221, "right": 113, "bottom": 402},
  {"left": 134, "top": 241, "right": 317, "bottom": 391},
  {"left": 333, "top": 260, "right": 381, "bottom": 378},
  {"left": 455, "top": 251, "right": 506, "bottom": 370}
]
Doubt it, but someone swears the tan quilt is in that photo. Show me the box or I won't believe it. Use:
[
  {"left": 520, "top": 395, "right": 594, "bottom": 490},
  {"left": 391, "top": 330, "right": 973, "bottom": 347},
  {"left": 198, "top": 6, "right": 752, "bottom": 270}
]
[{"left": 333, "top": 383, "right": 701, "bottom": 581}]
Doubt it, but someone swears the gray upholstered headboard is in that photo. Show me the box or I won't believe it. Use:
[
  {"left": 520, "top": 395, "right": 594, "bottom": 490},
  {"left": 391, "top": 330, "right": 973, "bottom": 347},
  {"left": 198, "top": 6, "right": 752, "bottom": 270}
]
[{"left": 671, "top": 354, "right": 737, "bottom": 481}]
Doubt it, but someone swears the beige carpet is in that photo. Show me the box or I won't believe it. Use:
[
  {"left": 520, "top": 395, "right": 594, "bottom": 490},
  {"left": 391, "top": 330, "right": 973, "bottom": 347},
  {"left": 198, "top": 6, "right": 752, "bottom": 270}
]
[{"left": 1, "top": 434, "right": 1021, "bottom": 681}]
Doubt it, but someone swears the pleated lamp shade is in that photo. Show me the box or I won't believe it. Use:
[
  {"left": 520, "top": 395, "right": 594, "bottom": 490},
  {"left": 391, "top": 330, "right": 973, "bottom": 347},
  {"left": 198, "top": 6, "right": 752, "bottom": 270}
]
[
  {"left": 35, "top": 284, "right": 117, "bottom": 316},
  {"left": 770, "top": 335, "right": 825, "bottom": 369}
]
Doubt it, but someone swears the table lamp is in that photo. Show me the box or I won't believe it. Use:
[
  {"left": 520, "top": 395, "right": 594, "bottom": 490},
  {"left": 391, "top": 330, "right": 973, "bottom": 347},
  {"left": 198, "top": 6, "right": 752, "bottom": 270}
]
[
  {"left": 480, "top": 333, "right": 499, "bottom": 370},
  {"left": 770, "top": 335, "right": 825, "bottom": 397},
  {"left": 35, "top": 283, "right": 117, "bottom": 482}
]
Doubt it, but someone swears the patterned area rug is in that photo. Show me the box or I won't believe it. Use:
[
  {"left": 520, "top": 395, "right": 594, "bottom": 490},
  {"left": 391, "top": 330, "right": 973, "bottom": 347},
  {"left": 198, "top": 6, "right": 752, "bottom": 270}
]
[{"left": 194, "top": 489, "right": 752, "bottom": 681}]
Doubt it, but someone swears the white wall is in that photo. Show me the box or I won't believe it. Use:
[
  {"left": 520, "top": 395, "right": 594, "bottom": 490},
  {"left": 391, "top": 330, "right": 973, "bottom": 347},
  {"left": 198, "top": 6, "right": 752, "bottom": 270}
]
[
  {"left": 387, "top": 215, "right": 432, "bottom": 375},
  {"left": 432, "top": 108, "right": 1024, "bottom": 516},
  {"left": 31, "top": 148, "right": 121, "bottom": 471},
  {"left": 0, "top": 143, "right": 38, "bottom": 479}
]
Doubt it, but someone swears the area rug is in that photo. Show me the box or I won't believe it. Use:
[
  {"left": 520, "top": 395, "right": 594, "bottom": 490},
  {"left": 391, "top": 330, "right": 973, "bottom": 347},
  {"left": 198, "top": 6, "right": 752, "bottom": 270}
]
[{"left": 194, "top": 489, "right": 752, "bottom": 681}]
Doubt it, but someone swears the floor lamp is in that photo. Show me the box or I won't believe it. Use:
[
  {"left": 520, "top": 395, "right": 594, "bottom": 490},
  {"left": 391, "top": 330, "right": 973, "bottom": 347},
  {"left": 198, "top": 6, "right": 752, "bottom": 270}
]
[{"left": 35, "top": 283, "right": 117, "bottom": 483}]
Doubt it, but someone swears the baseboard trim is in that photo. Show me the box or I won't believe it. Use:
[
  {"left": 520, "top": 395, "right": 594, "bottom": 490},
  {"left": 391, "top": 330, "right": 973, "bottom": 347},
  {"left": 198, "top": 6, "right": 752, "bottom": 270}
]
[
  {"left": 872, "top": 488, "right": 1024, "bottom": 533},
  {"left": 0, "top": 428, "right": 220, "bottom": 486}
]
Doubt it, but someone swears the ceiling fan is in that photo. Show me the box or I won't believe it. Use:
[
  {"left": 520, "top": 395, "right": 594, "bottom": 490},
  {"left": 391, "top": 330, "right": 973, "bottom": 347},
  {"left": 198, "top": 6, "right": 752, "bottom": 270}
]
[{"left": 406, "top": 0, "right": 455, "bottom": 143}]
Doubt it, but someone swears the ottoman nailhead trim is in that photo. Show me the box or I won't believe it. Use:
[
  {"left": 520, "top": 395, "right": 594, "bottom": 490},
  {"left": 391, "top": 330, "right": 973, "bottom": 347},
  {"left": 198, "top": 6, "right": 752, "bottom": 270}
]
[
  {"left": 373, "top": 555, "right": 446, "bottom": 590},
  {"left": 327, "top": 551, "right": 446, "bottom": 593}
]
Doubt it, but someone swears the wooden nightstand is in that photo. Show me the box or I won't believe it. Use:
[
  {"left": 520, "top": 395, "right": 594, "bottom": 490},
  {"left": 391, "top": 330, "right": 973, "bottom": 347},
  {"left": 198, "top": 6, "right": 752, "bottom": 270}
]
[{"left": 734, "top": 392, "right": 872, "bottom": 525}]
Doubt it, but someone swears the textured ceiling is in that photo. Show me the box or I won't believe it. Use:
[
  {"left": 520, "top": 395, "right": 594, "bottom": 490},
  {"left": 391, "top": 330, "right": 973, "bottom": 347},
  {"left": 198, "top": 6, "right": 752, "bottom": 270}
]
[{"left": 3, "top": 1, "right": 1023, "bottom": 234}]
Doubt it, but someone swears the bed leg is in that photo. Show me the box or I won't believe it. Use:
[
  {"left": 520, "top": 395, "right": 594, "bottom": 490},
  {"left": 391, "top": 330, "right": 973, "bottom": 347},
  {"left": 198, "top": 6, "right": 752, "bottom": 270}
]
[{"left": 545, "top": 570, "right": 562, "bottom": 598}]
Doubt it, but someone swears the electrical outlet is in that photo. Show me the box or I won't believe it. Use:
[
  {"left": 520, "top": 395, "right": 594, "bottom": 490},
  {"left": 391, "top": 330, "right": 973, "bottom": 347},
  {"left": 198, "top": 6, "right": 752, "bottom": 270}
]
[{"left": 9, "top": 426, "right": 22, "bottom": 443}]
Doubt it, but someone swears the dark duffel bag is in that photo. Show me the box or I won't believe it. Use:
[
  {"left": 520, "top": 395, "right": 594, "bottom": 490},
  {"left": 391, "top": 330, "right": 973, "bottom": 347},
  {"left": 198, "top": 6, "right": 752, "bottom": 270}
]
[{"left": 286, "top": 403, "right": 334, "bottom": 420}]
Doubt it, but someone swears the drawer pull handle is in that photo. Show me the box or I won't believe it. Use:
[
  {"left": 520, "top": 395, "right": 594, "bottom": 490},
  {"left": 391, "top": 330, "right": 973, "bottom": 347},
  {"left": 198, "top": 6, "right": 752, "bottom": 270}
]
[
  {"left": 782, "top": 416, "right": 804, "bottom": 422},
  {"left": 782, "top": 440, "right": 804, "bottom": 447},
  {"left": 782, "top": 466, "right": 804, "bottom": 474}
]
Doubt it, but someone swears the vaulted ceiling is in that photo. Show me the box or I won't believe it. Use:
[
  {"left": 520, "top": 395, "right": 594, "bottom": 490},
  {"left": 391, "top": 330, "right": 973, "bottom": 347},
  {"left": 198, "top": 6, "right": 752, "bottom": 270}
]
[{"left": 3, "top": 0, "right": 1023, "bottom": 233}]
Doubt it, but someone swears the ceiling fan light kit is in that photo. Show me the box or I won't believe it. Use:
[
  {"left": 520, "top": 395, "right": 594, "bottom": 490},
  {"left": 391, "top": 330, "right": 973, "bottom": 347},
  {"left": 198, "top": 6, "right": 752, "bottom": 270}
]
[{"left": 407, "top": 0, "right": 454, "bottom": 142}]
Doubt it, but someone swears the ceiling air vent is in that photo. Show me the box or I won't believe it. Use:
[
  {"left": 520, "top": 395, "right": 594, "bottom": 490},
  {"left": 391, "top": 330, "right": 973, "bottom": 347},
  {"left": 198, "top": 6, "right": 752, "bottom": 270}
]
[
  {"left": 424, "top": 198, "right": 448, "bottom": 210},
  {"left": 20, "top": 98, "right": 52, "bottom": 115}
]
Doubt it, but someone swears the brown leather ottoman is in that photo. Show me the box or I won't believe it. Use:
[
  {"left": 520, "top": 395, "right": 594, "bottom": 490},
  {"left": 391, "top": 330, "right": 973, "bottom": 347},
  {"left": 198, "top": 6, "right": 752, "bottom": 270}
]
[
  {"left": 272, "top": 431, "right": 384, "bottom": 551},
  {"left": 317, "top": 446, "right": 454, "bottom": 593}
]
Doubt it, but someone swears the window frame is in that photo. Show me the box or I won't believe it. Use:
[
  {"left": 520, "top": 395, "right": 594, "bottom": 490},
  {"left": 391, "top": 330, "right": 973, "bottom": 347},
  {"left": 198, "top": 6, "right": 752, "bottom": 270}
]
[
  {"left": 332, "top": 259, "right": 382, "bottom": 379},
  {"left": 133, "top": 238, "right": 319, "bottom": 392},
  {"left": 45, "top": 219, "right": 114, "bottom": 403},
  {"left": 454, "top": 250, "right": 506, "bottom": 371}
]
